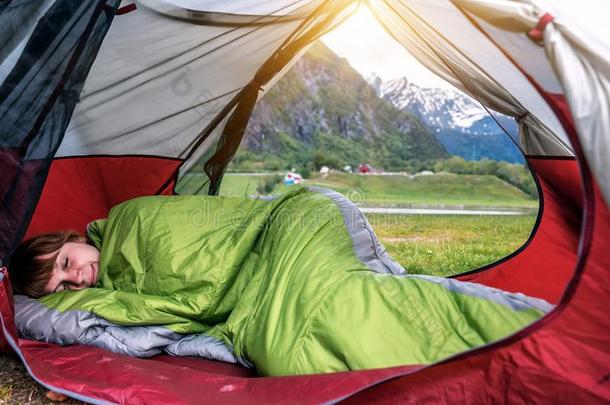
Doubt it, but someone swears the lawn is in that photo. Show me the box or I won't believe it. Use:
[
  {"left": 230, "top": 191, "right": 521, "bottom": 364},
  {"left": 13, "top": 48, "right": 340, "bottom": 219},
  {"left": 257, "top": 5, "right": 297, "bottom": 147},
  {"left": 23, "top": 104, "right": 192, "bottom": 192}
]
[
  {"left": 368, "top": 213, "right": 537, "bottom": 276},
  {"left": 218, "top": 172, "right": 538, "bottom": 209},
  {"left": 218, "top": 174, "right": 272, "bottom": 196}
]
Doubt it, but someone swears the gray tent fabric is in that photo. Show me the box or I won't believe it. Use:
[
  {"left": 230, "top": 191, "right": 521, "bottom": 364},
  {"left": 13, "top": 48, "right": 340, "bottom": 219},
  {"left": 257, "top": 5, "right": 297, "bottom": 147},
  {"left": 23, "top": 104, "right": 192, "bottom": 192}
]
[
  {"left": 58, "top": 0, "right": 605, "bottom": 195},
  {"left": 453, "top": 0, "right": 610, "bottom": 204},
  {"left": 14, "top": 295, "right": 244, "bottom": 363},
  {"left": 0, "top": 0, "right": 56, "bottom": 77},
  {"left": 55, "top": 1, "right": 322, "bottom": 159}
]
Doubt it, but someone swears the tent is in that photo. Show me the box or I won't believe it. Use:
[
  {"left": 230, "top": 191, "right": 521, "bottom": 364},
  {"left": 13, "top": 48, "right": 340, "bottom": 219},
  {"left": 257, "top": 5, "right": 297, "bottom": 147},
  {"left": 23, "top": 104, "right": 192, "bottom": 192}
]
[{"left": 1, "top": 0, "right": 609, "bottom": 402}]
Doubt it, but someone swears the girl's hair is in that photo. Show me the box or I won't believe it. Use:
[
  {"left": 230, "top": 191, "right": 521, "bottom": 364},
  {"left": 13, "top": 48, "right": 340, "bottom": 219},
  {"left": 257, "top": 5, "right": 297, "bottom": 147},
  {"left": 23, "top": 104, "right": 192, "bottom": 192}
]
[{"left": 10, "top": 231, "right": 85, "bottom": 298}]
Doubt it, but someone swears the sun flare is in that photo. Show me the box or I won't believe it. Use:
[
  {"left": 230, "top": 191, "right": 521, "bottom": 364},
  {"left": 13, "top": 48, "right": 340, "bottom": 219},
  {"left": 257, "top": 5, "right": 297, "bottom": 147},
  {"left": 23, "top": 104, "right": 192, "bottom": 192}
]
[{"left": 321, "top": 4, "right": 454, "bottom": 89}]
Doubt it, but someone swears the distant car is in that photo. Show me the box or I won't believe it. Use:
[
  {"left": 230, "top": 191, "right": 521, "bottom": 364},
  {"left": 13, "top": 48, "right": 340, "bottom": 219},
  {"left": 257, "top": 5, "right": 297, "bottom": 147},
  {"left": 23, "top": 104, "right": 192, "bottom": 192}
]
[
  {"left": 284, "top": 172, "right": 303, "bottom": 185},
  {"left": 343, "top": 165, "right": 353, "bottom": 173},
  {"left": 358, "top": 163, "right": 372, "bottom": 174}
]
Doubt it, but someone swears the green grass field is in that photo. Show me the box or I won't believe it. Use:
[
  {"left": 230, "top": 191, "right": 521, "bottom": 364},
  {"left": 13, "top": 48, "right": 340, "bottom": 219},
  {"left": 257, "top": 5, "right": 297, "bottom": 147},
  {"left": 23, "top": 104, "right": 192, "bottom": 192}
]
[
  {"left": 219, "top": 172, "right": 538, "bottom": 209},
  {"left": 369, "top": 213, "right": 537, "bottom": 277}
]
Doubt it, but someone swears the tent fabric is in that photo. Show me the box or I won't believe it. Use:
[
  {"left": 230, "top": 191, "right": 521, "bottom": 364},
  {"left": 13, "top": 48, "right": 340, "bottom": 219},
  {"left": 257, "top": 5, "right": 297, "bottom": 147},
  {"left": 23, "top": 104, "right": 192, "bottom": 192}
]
[
  {"left": 0, "top": 0, "right": 56, "bottom": 74},
  {"left": 456, "top": 157, "right": 581, "bottom": 304},
  {"left": 454, "top": 0, "right": 610, "bottom": 205},
  {"left": 0, "top": 0, "right": 609, "bottom": 402},
  {"left": 24, "top": 156, "right": 180, "bottom": 240},
  {"left": 137, "top": 0, "right": 312, "bottom": 24},
  {"left": 1, "top": 0, "right": 585, "bottom": 202},
  {"left": 49, "top": 0, "right": 360, "bottom": 195},
  {"left": 47, "top": 0, "right": 577, "bottom": 193},
  {"left": 56, "top": 2, "right": 309, "bottom": 158},
  {"left": 542, "top": 15, "right": 610, "bottom": 205},
  {"left": 0, "top": 0, "right": 121, "bottom": 262}
]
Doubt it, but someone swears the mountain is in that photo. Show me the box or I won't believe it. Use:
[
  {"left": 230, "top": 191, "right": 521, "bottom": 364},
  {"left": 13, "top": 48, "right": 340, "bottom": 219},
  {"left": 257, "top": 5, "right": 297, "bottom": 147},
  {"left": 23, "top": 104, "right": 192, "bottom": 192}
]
[
  {"left": 373, "top": 76, "right": 524, "bottom": 163},
  {"left": 238, "top": 43, "right": 449, "bottom": 171}
]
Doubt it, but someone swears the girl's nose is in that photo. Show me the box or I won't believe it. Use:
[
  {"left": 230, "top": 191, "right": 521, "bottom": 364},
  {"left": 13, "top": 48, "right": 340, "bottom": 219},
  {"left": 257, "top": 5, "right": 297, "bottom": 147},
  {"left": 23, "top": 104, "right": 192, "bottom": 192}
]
[{"left": 68, "top": 267, "right": 85, "bottom": 285}]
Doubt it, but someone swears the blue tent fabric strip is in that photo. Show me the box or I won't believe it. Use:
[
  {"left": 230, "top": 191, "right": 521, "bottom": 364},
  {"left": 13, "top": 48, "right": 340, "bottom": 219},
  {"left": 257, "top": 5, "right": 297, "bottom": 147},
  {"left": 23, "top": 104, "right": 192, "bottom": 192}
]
[{"left": 0, "top": 0, "right": 53, "bottom": 65}]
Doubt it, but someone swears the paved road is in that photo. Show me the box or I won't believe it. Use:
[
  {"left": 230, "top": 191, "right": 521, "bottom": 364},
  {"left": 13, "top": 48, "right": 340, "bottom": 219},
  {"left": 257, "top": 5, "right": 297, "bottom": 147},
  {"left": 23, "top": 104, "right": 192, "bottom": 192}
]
[{"left": 360, "top": 207, "right": 532, "bottom": 216}]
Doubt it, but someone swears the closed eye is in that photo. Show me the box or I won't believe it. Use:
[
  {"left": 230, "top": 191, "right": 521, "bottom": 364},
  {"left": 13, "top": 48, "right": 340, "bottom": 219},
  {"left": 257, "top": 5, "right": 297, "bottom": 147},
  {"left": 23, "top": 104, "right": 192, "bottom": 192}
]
[
  {"left": 63, "top": 257, "right": 68, "bottom": 271},
  {"left": 53, "top": 280, "right": 68, "bottom": 294}
]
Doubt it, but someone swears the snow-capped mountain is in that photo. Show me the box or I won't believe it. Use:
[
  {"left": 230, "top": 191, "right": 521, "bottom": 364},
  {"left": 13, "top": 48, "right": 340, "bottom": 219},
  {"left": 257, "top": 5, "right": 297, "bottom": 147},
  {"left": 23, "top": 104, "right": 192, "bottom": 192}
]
[
  {"left": 241, "top": 44, "right": 449, "bottom": 171},
  {"left": 370, "top": 75, "right": 524, "bottom": 163}
]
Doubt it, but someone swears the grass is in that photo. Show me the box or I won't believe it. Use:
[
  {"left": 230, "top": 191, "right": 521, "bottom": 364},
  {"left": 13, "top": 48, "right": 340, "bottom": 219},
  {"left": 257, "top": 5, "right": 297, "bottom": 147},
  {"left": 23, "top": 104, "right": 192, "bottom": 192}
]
[
  {"left": 0, "top": 353, "right": 84, "bottom": 404},
  {"left": 219, "top": 172, "right": 538, "bottom": 209},
  {"left": 368, "top": 213, "right": 537, "bottom": 276},
  {"left": 214, "top": 174, "right": 276, "bottom": 197},
  {"left": 0, "top": 385, "right": 12, "bottom": 404},
  {"left": 220, "top": 173, "right": 538, "bottom": 275}
]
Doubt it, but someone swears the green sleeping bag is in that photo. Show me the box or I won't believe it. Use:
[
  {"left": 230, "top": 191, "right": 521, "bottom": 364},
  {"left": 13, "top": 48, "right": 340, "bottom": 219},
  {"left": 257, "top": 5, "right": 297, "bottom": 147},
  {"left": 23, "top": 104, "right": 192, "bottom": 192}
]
[{"left": 28, "top": 187, "right": 551, "bottom": 375}]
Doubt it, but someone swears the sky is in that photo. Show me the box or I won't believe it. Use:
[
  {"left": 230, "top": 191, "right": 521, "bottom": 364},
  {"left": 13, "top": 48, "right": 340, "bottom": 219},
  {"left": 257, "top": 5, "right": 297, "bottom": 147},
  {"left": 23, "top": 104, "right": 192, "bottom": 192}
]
[{"left": 321, "top": 1, "right": 610, "bottom": 90}]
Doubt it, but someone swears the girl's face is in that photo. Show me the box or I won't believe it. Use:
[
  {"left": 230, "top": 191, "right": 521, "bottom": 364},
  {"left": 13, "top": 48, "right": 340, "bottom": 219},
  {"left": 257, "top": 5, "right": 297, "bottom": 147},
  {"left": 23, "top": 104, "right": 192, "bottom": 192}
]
[{"left": 41, "top": 242, "right": 100, "bottom": 295}]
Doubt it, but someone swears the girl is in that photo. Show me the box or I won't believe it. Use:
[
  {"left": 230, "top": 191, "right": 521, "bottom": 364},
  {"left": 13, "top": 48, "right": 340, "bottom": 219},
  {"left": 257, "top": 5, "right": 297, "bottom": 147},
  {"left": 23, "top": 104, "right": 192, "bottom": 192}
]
[{"left": 10, "top": 230, "right": 100, "bottom": 297}]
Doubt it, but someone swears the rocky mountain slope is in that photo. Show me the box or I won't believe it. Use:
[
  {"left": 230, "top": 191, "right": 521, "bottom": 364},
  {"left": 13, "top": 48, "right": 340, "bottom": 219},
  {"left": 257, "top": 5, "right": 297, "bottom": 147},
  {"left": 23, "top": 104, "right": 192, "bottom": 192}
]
[{"left": 239, "top": 43, "right": 449, "bottom": 171}]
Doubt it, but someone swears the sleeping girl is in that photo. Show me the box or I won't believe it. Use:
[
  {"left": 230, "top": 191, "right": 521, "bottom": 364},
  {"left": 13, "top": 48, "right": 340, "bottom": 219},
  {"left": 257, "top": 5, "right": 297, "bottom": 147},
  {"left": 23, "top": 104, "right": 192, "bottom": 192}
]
[
  {"left": 10, "top": 187, "right": 553, "bottom": 376},
  {"left": 11, "top": 230, "right": 100, "bottom": 297}
]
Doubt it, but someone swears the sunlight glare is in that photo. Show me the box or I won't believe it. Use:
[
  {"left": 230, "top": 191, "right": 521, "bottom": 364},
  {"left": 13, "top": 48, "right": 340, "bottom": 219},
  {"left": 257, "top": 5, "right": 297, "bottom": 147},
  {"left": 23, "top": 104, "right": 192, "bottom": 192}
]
[
  {"left": 321, "top": 4, "right": 453, "bottom": 90},
  {"left": 322, "top": 1, "right": 610, "bottom": 91}
]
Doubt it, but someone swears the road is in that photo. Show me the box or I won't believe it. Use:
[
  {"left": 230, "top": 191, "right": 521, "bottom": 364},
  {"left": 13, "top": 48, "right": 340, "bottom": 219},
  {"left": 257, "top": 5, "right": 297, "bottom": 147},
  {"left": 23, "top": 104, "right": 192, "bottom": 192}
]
[{"left": 360, "top": 207, "right": 532, "bottom": 216}]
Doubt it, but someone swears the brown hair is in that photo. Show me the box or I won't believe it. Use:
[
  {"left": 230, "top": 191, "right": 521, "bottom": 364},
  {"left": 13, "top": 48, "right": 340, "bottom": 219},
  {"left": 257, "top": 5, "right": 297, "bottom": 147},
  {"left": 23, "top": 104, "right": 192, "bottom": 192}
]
[{"left": 9, "top": 231, "right": 85, "bottom": 298}]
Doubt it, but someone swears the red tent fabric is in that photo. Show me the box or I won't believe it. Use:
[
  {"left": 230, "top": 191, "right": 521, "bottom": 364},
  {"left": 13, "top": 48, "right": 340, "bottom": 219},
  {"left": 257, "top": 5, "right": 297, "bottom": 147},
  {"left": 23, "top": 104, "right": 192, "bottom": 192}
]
[{"left": 1, "top": 1, "right": 609, "bottom": 403}]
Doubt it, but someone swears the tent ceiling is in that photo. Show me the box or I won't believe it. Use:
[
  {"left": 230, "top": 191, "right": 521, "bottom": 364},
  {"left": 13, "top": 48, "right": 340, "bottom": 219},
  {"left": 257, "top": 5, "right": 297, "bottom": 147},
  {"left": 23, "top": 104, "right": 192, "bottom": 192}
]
[
  {"left": 56, "top": 0, "right": 578, "bottom": 164},
  {"left": 142, "top": 0, "right": 312, "bottom": 16},
  {"left": 56, "top": 2, "right": 312, "bottom": 158},
  {"left": 137, "top": 0, "right": 316, "bottom": 24}
]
